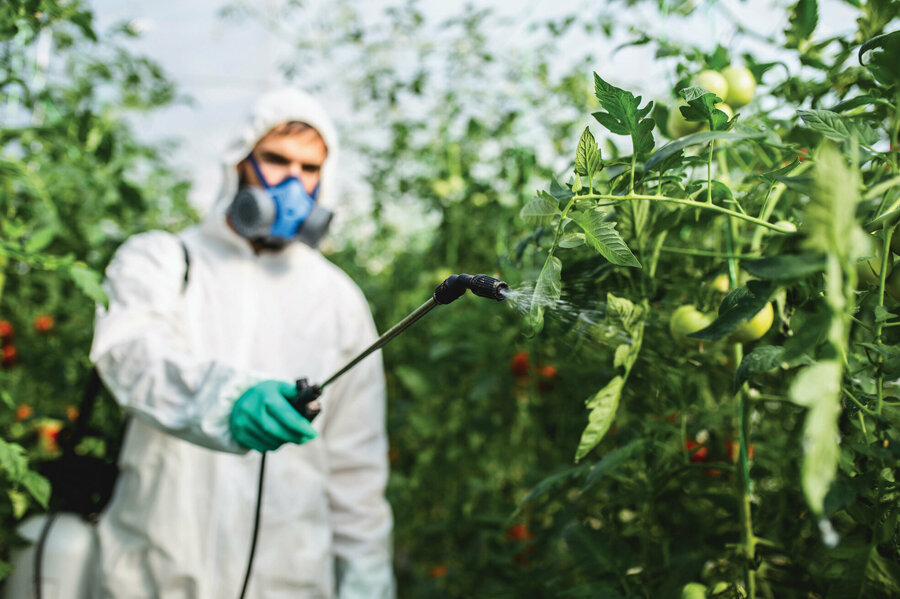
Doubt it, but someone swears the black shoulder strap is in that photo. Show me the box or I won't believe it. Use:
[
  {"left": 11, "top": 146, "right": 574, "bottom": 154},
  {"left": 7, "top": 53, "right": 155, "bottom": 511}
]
[{"left": 180, "top": 240, "right": 191, "bottom": 292}]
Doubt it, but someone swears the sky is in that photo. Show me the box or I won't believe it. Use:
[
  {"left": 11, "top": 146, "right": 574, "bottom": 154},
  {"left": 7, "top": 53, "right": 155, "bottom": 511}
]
[{"left": 85, "top": 0, "right": 860, "bottom": 218}]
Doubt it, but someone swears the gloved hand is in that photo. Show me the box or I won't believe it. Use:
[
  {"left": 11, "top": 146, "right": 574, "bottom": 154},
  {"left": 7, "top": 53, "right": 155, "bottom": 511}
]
[{"left": 229, "top": 380, "right": 318, "bottom": 452}]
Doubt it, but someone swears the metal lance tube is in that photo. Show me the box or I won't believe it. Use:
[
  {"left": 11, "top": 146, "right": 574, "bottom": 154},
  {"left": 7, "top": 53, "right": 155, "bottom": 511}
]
[{"left": 291, "top": 274, "right": 508, "bottom": 421}]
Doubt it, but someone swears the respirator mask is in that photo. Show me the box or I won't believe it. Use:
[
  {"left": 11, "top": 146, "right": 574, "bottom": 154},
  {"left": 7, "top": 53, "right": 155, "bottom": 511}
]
[{"left": 227, "top": 154, "right": 334, "bottom": 249}]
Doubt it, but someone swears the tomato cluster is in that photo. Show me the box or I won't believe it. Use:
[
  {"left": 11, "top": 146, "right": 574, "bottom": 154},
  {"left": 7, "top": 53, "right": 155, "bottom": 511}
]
[
  {"left": 668, "top": 66, "right": 756, "bottom": 139},
  {"left": 509, "top": 351, "right": 558, "bottom": 391}
]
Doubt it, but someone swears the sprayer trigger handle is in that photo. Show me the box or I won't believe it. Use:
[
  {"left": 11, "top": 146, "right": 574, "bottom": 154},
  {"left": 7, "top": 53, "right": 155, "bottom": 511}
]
[{"left": 293, "top": 378, "right": 323, "bottom": 422}]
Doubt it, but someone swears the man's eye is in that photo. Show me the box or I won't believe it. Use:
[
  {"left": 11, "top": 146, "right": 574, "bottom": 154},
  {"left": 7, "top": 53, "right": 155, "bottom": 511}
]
[
  {"left": 301, "top": 164, "right": 321, "bottom": 173},
  {"left": 260, "top": 153, "right": 289, "bottom": 165}
]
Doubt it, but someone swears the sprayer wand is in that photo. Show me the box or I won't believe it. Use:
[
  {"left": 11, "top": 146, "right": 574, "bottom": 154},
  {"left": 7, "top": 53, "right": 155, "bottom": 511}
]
[{"left": 290, "top": 273, "right": 509, "bottom": 421}]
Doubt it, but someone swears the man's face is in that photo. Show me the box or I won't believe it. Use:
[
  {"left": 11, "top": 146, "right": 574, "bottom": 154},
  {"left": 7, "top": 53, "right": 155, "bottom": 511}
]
[{"left": 239, "top": 127, "right": 327, "bottom": 195}]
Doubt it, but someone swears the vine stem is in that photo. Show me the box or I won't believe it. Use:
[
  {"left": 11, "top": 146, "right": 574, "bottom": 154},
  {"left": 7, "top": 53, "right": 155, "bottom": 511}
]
[
  {"left": 725, "top": 216, "right": 756, "bottom": 599},
  {"left": 875, "top": 227, "right": 894, "bottom": 416},
  {"left": 576, "top": 193, "right": 793, "bottom": 233}
]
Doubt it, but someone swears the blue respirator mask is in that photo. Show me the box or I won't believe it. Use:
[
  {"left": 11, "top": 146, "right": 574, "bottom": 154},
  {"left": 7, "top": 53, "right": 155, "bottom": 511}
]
[{"left": 227, "top": 154, "right": 334, "bottom": 249}]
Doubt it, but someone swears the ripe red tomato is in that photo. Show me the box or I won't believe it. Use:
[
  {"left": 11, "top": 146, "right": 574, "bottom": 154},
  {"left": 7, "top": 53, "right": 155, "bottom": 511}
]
[
  {"left": 506, "top": 523, "right": 535, "bottom": 542},
  {"left": 685, "top": 439, "right": 708, "bottom": 463},
  {"left": 15, "top": 404, "right": 32, "bottom": 422},
  {"left": 36, "top": 420, "right": 63, "bottom": 453},
  {"left": 509, "top": 351, "right": 530, "bottom": 377},
  {"left": 428, "top": 564, "right": 448, "bottom": 579},
  {"left": 1, "top": 344, "right": 18, "bottom": 367},
  {"left": 536, "top": 365, "right": 557, "bottom": 391},
  {"left": 34, "top": 314, "right": 55, "bottom": 333},
  {"left": 0, "top": 319, "right": 14, "bottom": 340}
]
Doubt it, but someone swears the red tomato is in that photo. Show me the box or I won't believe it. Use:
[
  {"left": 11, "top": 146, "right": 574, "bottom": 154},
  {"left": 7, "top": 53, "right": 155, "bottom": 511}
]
[
  {"left": 37, "top": 421, "right": 63, "bottom": 453},
  {"left": 0, "top": 320, "right": 13, "bottom": 340},
  {"left": 34, "top": 314, "right": 55, "bottom": 333},
  {"left": 428, "top": 564, "right": 448, "bottom": 579},
  {"left": 509, "top": 351, "right": 530, "bottom": 377},
  {"left": 685, "top": 439, "right": 708, "bottom": 463},
  {"left": 506, "top": 523, "right": 535, "bottom": 542},
  {"left": 536, "top": 365, "right": 557, "bottom": 392},
  {"left": 1, "top": 344, "right": 18, "bottom": 367},
  {"left": 15, "top": 404, "right": 32, "bottom": 422}
]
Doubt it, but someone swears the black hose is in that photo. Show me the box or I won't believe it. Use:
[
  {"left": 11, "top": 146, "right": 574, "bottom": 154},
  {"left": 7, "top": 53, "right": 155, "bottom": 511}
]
[
  {"left": 33, "top": 511, "right": 59, "bottom": 599},
  {"left": 238, "top": 454, "right": 266, "bottom": 599}
]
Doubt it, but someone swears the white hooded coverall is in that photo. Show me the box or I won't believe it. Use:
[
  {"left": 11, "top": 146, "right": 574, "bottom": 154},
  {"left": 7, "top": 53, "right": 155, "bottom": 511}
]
[{"left": 89, "top": 88, "right": 394, "bottom": 599}]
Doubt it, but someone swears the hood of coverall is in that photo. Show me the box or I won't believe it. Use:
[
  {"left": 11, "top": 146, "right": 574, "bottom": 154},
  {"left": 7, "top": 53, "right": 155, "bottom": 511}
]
[{"left": 202, "top": 87, "right": 341, "bottom": 248}]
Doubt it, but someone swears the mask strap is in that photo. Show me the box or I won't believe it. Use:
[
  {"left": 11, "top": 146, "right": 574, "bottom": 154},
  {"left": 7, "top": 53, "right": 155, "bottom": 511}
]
[{"left": 246, "top": 153, "right": 271, "bottom": 189}]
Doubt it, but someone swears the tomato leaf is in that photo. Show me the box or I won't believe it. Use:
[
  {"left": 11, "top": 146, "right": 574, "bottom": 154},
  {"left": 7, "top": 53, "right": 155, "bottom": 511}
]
[
  {"left": 573, "top": 209, "right": 641, "bottom": 268},
  {"left": 592, "top": 74, "right": 655, "bottom": 159},
  {"left": 69, "top": 263, "right": 109, "bottom": 308},
  {"left": 0, "top": 439, "right": 27, "bottom": 482},
  {"left": 516, "top": 464, "right": 589, "bottom": 510},
  {"left": 742, "top": 253, "right": 826, "bottom": 279},
  {"left": 679, "top": 87, "right": 733, "bottom": 131},
  {"left": 798, "top": 109, "right": 879, "bottom": 146},
  {"left": 789, "top": 360, "right": 842, "bottom": 515},
  {"left": 645, "top": 128, "right": 767, "bottom": 171},
  {"left": 734, "top": 345, "right": 786, "bottom": 392},
  {"left": 689, "top": 280, "right": 777, "bottom": 341},
  {"left": 574, "top": 127, "right": 602, "bottom": 180},
  {"left": 7, "top": 490, "right": 27, "bottom": 520},
  {"left": 785, "top": 0, "right": 818, "bottom": 49},
  {"left": 20, "top": 470, "right": 51, "bottom": 509},
  {"left": 576, "top": 376, "right": 624, "bottom": 462},
  {"left": 858, "top": 30, "right": 900, "bottom": 88},
  {"left": 582, "top": 439, "right": 647, "bottom": 490},
  {"left": 520, "top": 191, "right": 561, "bottom": 226},
  {"left": 527, "top": 255, "right": 562, "bottom": 334}
]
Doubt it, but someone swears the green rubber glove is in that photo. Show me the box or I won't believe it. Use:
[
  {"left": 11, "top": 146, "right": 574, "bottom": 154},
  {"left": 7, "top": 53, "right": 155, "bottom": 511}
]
[{"left": 229, "top": 380, "right": 318, "bottom": 452}]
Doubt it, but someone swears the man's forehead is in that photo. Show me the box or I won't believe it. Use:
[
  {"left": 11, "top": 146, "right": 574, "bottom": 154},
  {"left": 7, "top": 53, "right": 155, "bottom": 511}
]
[{"left": 254, "top": 124, "right": 327, "bottom": 155}]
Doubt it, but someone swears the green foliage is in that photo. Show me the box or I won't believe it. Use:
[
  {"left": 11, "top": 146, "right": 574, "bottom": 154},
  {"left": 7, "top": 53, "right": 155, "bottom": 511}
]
[{"left": 0, "top": 0, "right": 194, "bottom": 576}]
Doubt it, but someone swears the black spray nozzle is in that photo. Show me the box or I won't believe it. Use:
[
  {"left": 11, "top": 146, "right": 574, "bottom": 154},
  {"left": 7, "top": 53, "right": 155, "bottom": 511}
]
[{"left": 433, "top": 273, "right": 509, "bottom": 305}]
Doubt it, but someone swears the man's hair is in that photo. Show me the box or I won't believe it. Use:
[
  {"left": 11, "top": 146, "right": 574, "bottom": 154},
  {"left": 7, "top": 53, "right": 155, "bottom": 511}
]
[{"left": 266, "top": 121, "right": 318, "bottom": 138}]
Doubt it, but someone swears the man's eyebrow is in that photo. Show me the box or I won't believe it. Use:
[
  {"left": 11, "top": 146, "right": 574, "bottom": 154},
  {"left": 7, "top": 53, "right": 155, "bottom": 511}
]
[{"left": 258, "top": 150, "right": 290, "bottom": 164}]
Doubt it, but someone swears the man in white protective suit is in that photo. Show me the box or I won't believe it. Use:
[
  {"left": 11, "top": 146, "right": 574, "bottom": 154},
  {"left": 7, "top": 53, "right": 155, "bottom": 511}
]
[{"left": 89, "top": 87, "right": 395, "bottom": 598}]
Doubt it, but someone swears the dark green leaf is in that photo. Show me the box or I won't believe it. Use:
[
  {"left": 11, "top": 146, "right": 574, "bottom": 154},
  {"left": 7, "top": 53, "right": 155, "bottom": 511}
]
[
  {"left": 785, "top": 0, "right": 818, "bottom": 48},
  {"left": 573, "top": 209, "right": 641, "bottom": 268},
  {"left": 859, "top": 30, "right": 900, "bottom": 87},
  {"left": 742, "top": 254, "right": 826, "bottom": 279},
  {"left": 735, "top": 345, "right": 786, "bottom": 392},
  {"left": 519, "top": 464, "right": 589, "bottom": 506},
  {"left": 689, "top": 280, "right": 777, "bottom": 341},
  {"left": 679, "top": 87, "right": 731, "bottom": 131},
  {"left": 549, "top": 178, "right": 575, "bottom": 202},
  {"left": 583, "top": 439, "right": 648, "bottom": 490},
  {"left": 592, "top": 74, "right": 655, "bottom": 158},
  {"left": 759, "top": 159, "right": 801, "bottom": 184}
]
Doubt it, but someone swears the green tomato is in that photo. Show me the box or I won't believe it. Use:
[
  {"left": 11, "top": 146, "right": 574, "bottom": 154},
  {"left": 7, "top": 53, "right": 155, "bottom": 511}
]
[
  {"left": 668, "top": 104, "right": 703, "bottom": 138},
  {"left": 715, "top": 102, "right": 734, "bottom": 123},
  {"left": 857, "top": 250, "right": 893, "bottom": 287},
  {"left": 669, "top": 305, "right": 713, "bottom": 345},
  {"left": 886, "top": 268, "right": 900, "bottom": 301},
  {"left": 730, "top": 303, "right": 774, "bottom": 343},
  {"left": 694, "top": 70, "right": 729, "bottom": 100},
  {"left": 775, "top": 220, "right": 797, "bottom": 233},
  {"left": 681, "top": 582, "right": 708, "bottom": 599},
  {"left": 721, "top": 65, "right": 756, "bottom": 108}
]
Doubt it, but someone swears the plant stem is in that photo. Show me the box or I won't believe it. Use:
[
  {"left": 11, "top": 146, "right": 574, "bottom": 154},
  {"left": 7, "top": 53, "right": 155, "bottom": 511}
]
[
  {"left": 707, "top": 139, "right": 715, "bottom": 204},
  {"left": 629, "top": 154, "right": 637, "bottom": 194},
  {"left": 659, "top": 246, "right": 760, "bottom": 259},
  {"left": 578, "top": 193, "right": 793, "bottom": 232},
  {"left": 874, "top": 227, "right": 893, "bottom": 415},
  {"left": 727, "top": 212, "right": 756, "bottom": 599}
]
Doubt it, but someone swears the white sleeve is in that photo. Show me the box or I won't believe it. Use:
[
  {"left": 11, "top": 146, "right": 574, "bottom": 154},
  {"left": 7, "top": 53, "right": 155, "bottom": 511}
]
[
  {"left": 89, "top": 231, "right": 261, "bottom": 454},
  {"left": 324, "top": 291, "right": 395, "bottom": 599}
]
